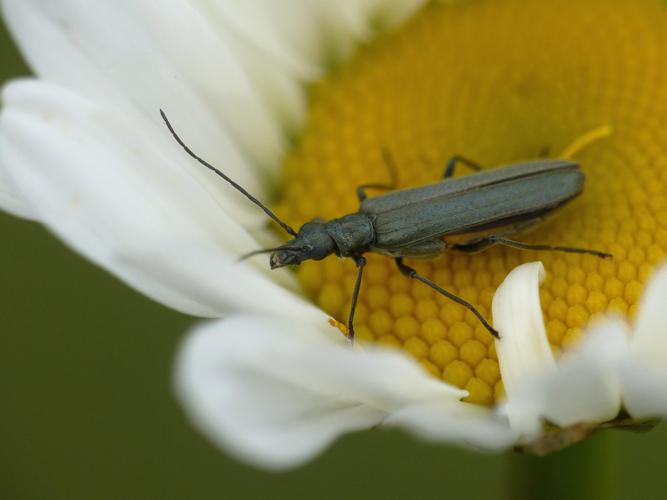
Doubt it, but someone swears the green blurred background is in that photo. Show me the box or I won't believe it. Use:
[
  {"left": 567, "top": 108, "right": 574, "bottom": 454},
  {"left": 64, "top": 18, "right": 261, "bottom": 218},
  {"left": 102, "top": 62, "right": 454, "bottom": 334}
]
[{"left": 1, "top": 18, "right": 666, "bottom": 500}]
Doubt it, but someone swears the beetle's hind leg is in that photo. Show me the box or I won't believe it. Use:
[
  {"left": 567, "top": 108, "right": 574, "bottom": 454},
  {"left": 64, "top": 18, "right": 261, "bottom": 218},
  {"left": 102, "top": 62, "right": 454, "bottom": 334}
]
[
  {"left": 356, "top": 148, "right": 399, "bottom": 201},
  {"left": 487, "top": 236, "right": 612, "bottom": 259},
  {"left": 394, "top": 258, "right": 500, "bottom": 339},
  {"left": 346, "top": 256, "right": 367, "bottom": 342},
  {"left": 443, "top": 155, "right": 483, "bottom": 178}
]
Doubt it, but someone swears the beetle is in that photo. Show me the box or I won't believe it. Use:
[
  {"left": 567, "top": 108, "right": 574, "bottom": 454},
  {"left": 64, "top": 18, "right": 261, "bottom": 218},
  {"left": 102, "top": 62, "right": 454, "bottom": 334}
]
[{"left": 160, "top": 110, "right": 611, "bottom": 341}]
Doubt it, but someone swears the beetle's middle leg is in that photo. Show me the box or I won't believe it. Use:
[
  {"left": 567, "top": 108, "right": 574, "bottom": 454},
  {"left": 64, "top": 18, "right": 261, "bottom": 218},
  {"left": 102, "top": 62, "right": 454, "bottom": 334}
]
[
  {"left": 394, "top": 257, "right": 500, "bottom": 339},
  {"left": 487, "top": 236, "right": 612, "bottom": 259},
  {"left": 357, "top": 148, "right": 399, "bottom": 201},
  {"left": 443, "top": 155, "right": 483, "bottom": 179},
  {"left": 346, "top": 255, "right": 367, "bottom": 342}
]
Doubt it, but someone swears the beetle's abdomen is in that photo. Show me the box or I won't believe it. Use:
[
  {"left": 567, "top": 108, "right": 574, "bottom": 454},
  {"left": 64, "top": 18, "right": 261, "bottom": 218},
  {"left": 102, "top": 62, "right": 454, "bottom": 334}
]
[{"left": 366, "top": 166, "right": 584, "bottom": 251}]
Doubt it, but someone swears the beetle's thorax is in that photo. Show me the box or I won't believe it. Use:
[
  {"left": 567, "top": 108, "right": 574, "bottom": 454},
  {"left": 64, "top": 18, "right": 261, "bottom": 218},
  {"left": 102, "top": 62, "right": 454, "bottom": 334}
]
[
  {"left": 325, "top": 213, "right": 375, "bottom": 257},
  {"left": 269, "top": 214, "right": 375, "bottom": 268}
]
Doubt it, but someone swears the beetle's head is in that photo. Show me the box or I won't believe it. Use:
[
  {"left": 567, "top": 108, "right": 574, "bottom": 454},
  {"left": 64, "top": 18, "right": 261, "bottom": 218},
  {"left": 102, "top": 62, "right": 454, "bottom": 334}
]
[{"left": 270, "top": 220, "right": 336, "bottom": 269}]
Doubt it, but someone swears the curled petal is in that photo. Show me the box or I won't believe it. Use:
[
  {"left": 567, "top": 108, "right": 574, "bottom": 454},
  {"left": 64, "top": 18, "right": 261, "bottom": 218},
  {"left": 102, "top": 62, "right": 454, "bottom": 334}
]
[
  {"left": 176, "top": 315, "right": 468, "bottom": 470},
  {"left": 493, "top": 262, "right": 627, "bottom": 436},
  {"left": 492, "top": 262, "right": 556, "bottom": 402}
]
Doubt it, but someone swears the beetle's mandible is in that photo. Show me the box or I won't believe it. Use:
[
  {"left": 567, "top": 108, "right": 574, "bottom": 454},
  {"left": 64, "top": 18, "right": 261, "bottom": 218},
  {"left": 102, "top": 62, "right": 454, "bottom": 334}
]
[{"left": 161, "top": 110, "right": 611, "bottom": 341}]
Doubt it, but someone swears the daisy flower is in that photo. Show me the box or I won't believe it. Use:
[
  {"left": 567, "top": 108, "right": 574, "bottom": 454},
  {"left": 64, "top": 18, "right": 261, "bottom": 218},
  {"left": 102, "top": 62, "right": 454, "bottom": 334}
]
[{"left": 2, "top": 0, "right": 667, "bottom": 470}]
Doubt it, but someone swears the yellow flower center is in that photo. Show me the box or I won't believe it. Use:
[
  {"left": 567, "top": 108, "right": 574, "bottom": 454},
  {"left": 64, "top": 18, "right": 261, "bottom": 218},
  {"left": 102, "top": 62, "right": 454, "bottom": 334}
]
[{"left": 275, "top": 0, "right": 667, "bottom": 405}]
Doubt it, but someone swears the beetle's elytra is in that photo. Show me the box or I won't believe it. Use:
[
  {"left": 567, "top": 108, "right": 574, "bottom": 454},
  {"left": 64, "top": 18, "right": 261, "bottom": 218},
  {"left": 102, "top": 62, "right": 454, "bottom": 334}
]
[{"left": 161, "top": 110, "right": 611, "bottom": 341}]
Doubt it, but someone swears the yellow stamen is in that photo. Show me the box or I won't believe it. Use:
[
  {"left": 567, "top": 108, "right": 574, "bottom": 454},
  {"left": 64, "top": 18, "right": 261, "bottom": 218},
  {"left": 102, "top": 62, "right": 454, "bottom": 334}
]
[
  {"left": 328, "top": 317, "right": 349, "bottom": 336},
  {"left": 275, "top": 0, "right": 667, "bottom": 405},
  {"left": 560, "top": 125, "right": 613, "bottom": 161}
]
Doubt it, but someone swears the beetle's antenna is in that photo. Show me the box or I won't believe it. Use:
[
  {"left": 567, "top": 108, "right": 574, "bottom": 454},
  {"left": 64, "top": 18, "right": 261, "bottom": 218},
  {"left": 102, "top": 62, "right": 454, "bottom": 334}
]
[
  {"left": 237, "top": 247, "right": 282, "bottom": 262},
  {"left": 160, "top": 110, "right": 298, "bottom": 237}
]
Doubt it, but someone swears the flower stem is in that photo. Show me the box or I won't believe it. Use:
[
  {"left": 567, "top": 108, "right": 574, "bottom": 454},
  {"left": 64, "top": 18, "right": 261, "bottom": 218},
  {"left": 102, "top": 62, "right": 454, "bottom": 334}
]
[{"left": 507, "top": 433, "right": 617, "bottom": 500}]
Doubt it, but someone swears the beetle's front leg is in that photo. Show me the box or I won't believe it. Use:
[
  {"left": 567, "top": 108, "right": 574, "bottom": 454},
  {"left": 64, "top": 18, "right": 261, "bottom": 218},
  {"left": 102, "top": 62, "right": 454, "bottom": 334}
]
[
  {"left": 346, "top": 255, "right": 367, "bottom": 342},
  {"left": 394, "top": 257, "right": 499, "bottom": 339}
]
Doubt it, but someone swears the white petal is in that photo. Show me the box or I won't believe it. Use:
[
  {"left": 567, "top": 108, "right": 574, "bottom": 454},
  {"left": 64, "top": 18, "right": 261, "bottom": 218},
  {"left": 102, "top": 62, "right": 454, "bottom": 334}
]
[
  {"left": 192, "top": 2, "right": 321, "bottom": 79},
  {"left": 0, "top": 78, "right": 290, "bottom": 260},
  {"left": 385, "top": 400, "right": 518, "bottom": 451},
  {"left": 492, "top": 262, "right": 556, "bottom": 402},
  {"left": 620, "top": 361, "right": 667, "bottom": 418},
  {"left": 2, "top": 0, "right": 286, "bottom": 174},
  {"left": 0, "top": 80, "right": 315, "bottom": 320},
  {"left": 176, "top": 315, "right": 467, "bottom": 470},
  {"left": 0, "top": 158, "right": 34, "bottom": 219},
  {"left": 628, "top": 264, "right": 667, "bottom": 368},
  {"left": 501, "top": 320, "right": 628, "bottom": 438},
  {"left": 187, "top": 0, "right": 431, "bottom": 133},
  {"left": 621, "top": 264, "right": 667, "bottom": 418},
  {"left": 359, "top": 0, "right": 433, "bottom": 28},
  {"left": 201, "top": 0, "right": 430, "bottom": 82}
]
